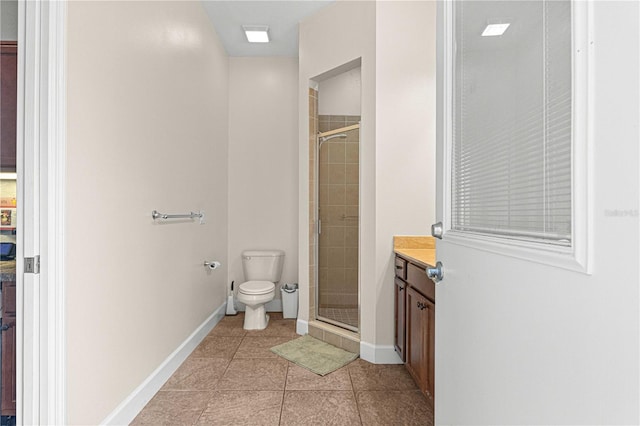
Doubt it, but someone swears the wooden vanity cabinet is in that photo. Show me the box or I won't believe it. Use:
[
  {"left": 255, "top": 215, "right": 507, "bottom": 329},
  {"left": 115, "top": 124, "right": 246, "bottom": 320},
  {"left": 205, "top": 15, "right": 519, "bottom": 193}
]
[
  {"left": 394, "top": 254, "right": 435, "bottom": 401},
  {"left": 406, "top": 286, "right": 435, "bottom": 399},
  {"left": 394, "top": 278, "right": 407, "bottom": 361},
  {"left": 1, "top": 281, "right": 16, "bottom": 416},
  {"left": 394, "top": 256, "right": 407, "bottom": 280}
]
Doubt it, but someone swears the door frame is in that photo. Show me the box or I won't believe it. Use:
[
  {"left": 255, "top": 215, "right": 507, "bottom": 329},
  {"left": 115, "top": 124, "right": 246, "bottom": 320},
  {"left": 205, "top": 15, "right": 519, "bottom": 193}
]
[{"left": 16, "top": 1, "right": 67, "bottom": 424}]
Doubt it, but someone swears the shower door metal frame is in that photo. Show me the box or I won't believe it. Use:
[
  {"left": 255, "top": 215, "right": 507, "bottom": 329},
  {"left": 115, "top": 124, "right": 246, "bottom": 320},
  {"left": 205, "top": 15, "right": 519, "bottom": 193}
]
[{"left": 314, "top": 124, "right": 361, "bottom": 333}]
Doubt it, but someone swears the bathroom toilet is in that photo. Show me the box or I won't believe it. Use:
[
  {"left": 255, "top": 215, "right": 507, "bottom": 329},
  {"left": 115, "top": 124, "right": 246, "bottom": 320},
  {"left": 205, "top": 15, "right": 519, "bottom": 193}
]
[{"left": 237, "top": 250, "right": 285, "bottom": 330}]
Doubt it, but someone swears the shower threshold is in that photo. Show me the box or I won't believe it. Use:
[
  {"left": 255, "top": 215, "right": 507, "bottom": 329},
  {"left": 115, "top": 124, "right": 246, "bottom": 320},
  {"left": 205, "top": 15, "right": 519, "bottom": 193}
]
[{"left": 317, "top": 307, "right": 358, "bottom": 332}]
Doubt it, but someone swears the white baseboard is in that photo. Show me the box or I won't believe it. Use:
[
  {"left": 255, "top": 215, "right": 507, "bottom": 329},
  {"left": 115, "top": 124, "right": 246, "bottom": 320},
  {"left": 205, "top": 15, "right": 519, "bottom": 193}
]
[
  {"left": 296, "top": 319, "right": 308, "bottom": 335},
  {"left": 360, "top": 341, "right": 403, "bottom": 364},
  {"left": 101, "top": 302, "right": 227, "bottom": 425}
]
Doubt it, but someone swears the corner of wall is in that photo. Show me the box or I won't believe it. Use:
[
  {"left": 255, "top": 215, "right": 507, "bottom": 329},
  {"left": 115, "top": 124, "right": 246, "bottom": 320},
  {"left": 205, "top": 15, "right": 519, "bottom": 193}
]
[
  {"left": 101, "top": 302, "right": 227, "bottom": 425},
  {"left": 359, "top": 341, "right": 403, "bottom": 364}
]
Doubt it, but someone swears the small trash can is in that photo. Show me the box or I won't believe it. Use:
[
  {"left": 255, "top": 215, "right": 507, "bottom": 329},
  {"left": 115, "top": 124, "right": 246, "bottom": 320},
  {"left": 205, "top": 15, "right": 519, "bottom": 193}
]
[{"left": 281, "top": 283, "right": 299, "bottom": 319}]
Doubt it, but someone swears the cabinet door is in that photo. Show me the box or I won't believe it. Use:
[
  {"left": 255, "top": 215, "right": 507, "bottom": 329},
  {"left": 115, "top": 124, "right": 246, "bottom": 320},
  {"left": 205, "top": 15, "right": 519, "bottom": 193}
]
[
  {"left": 394, "top": 277, "right": 407, "bottom": 361},
  {"left": 1, "top": 281, "right": 16, "bottom": 415},
  {"left": 406, "top": 286, "right": 435, "bottom": 400},
  {"left": 425, "top": 297, "right": 435, "bottom": 399},
  {"left": 395, "top": 256, "right": 407, "bottom": 280},
  {"left": 1, "top": 314, "right": 16, "bottom": 416}
]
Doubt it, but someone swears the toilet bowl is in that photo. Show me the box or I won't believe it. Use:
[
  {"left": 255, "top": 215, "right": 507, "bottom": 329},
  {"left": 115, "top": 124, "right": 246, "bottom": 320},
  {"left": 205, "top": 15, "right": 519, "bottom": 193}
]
[
  {"left": 237, "top": 250, "right": 285, "bottom": 330},
  {"left": 237, "top": 280, "right": 276, "bottom": 330}
]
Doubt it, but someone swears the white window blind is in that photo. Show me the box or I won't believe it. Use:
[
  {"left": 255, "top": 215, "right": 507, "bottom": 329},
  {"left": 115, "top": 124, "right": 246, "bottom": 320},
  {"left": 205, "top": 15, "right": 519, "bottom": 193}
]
[{"left": 452, "top": 1, "right": 572, "bottom": 246}]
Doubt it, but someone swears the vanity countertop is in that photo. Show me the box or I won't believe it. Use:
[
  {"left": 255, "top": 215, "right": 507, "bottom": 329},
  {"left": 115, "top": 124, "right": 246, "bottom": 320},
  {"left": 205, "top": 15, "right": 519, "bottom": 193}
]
[{"left": 393, "top": 236, "right": 436, "bottom": 269}]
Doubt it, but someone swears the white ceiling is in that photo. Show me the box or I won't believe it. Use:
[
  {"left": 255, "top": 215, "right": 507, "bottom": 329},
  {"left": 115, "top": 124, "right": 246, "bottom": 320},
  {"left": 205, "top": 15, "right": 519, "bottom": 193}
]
[{"left": 201, "top": 1, "right": 334, "bottom": 57}]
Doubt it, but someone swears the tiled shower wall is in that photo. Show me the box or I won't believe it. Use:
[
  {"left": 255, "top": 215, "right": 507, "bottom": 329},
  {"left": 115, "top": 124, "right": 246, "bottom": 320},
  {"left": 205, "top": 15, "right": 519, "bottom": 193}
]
[
  {"left": 308, "top": 89, "right": 318, "bottom": 321},
  {"left": 318, "top": 115, "right": 360, "bottom": 311}
]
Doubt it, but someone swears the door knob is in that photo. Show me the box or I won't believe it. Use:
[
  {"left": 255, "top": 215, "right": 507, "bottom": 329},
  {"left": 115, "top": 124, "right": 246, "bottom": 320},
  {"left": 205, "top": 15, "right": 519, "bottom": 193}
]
[
  {"left": 426, "top": 261, "right": 444, "bottom": 283},
  {"left": 431, "top": 222, "right": 443, "bottom": 239}
]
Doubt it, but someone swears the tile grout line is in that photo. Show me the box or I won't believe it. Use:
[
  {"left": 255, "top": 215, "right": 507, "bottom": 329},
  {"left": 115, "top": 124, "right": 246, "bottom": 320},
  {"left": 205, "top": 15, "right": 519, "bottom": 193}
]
[
  {"left": 347, "top": 363, "right": 364, "bottom": 426},
  {"left": 191, "top": 322, "right": 246, "bottom": 425},
  {"left": 191, "top": 406, "right": 207, "bottom": 426},
  {"left": 215, "top": 324, "right": 246, "bottom": 392},
  {"left": 141, "top": 318, "right": 433, "bottom": 425},
  {"left": 278, "top": 361, "right": 289, "bottom": 425}
]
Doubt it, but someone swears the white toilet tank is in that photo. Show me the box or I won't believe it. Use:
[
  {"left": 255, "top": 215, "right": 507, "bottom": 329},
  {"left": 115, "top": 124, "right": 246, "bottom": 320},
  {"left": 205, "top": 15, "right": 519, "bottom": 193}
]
[{"left": 242, "top": 250, "right": 285, "bottom": 282}]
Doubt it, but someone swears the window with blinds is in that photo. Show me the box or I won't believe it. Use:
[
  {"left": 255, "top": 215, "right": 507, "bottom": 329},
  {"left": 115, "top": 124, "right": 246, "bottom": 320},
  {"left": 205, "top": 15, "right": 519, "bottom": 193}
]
[{"left": 452, "top": 1, "right": 572, "bottom": 246}]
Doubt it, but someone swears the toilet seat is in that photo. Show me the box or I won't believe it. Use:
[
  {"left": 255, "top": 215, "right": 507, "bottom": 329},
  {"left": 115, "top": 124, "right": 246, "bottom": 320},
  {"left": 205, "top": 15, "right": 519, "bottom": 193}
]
[{"left": 239, "top": 280, "right": 275, "bottom": 295}]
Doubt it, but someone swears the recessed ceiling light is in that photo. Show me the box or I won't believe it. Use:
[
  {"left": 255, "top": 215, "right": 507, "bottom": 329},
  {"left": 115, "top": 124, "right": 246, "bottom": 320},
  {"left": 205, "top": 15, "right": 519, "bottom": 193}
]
[
  {"left": 243, "top": 25, "right": 270, "bottom": 43},
  {"left": 482, "top": 23, "right": 510, "bottom": 37}
]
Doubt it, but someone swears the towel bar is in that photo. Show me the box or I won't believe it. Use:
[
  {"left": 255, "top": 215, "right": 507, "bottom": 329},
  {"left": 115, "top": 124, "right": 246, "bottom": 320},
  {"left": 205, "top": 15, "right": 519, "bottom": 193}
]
[{"left": 151, "top": 210, "right": 204, "bottom": 221}]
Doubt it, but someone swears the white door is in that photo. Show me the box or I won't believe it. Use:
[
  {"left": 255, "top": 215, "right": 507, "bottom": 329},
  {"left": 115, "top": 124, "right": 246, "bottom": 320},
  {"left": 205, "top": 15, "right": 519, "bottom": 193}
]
[{"left": 435, "top": 1, "right": 639, "bottom": 424}]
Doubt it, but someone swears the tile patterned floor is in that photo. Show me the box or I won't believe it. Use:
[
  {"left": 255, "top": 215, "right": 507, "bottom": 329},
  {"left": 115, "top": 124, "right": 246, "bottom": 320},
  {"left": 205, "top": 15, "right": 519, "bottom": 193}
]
[
  {"left": 132, "top": 313, "right": 433, "bottom": 426},
  {"left": 318, "top": 307, "right": 359, "bottom": 329}
]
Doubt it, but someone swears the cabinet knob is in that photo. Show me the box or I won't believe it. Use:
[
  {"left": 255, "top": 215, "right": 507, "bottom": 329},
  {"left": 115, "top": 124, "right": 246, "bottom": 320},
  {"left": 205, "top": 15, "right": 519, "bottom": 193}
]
[
  {"left": 399, "top": 286, "right": 404, "bottom": 292},
  {"left": 395, "top": 265, "right": 403, "bottom": 269}
]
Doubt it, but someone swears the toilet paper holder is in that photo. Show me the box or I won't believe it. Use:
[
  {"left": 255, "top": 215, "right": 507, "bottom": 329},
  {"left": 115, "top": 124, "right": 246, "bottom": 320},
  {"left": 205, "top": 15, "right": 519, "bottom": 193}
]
[{"left": 204, "top": 261, "right": 221, "bottom": 270}]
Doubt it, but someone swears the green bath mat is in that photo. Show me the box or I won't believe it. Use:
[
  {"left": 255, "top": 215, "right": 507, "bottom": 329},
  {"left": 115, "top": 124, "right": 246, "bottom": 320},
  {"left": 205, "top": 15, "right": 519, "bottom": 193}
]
[{"left": 271, "top": 334, "right": 359, "bottom": 376}]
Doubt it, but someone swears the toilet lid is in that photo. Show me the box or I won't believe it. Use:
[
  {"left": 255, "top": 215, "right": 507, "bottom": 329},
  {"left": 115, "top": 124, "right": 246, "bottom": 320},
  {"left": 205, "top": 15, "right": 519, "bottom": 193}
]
[{"left": 239, "top": 280, "right": 275, "bottom": 295}]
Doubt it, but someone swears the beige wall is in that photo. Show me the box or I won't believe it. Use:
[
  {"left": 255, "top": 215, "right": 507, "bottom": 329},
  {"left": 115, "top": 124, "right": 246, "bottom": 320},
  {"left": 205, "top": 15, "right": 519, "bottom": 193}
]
[
  {"left": 374, "top": 1, "right": 436, "bottom": 344},
  {"left": 299, "top": 1, "right": 436, "bottom": 359},
  {"left": 227, "top": 57, "right": 299, "bottom": 305},
  {"left": 318, "top": 67, "right": 362, "bottom": 116},
  {"left": 299, "top": 0, "right": 377, "bottom": 343},
  {"left": 66, "top": 2, "right": 229, "bottom": 424}
]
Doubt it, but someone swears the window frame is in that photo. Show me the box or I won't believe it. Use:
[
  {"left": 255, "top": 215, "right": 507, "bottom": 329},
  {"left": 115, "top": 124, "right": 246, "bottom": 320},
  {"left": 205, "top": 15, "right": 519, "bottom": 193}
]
[{"left": 440, "top": 0, "right": 592, "bottom": 274}]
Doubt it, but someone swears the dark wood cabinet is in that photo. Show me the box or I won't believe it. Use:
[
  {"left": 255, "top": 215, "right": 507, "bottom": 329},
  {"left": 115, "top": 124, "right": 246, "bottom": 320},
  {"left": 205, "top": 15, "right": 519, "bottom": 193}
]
[
  {"left": 1, "top": 41, "right": 18, "bottom": 172},
  {"left": 406, "top": 286, "right": 435, "bottom": 399},
  {"left": 1, "top": 281, "right": 16, "bottom": 416},
  {"left": 394, "top": 254, "right": 435, "bottom": 402},
  {"left": 394, "top": 256, "right": 407, "bottom": 280},
  {"left": 394, "top": 277, "right": 407, "bottom": 361}
]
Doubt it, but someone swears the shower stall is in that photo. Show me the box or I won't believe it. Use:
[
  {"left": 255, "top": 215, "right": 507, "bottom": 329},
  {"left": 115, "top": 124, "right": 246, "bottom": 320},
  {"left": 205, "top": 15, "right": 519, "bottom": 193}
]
[{"left": 315, "top": 116, "right": 360, "bottom": 332}]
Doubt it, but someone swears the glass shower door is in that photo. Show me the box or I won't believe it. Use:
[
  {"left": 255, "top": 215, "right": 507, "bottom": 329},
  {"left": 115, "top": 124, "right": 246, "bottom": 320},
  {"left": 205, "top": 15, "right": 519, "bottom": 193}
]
[{"left": 316, "top": 116, "right": 360, "bottom": 332}]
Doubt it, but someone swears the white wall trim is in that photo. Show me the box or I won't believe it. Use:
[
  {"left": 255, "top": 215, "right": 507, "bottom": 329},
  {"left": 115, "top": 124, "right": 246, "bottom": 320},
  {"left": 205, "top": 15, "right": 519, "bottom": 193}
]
[
  {"left": 15, "top": 2, "right": 29, "bottom": 422},
  {"left": 100, "top": 302, "right": 227, "bottom": 426},
  {"left": 17, "top": 1, "right": 69, "bottom": 423},
  {"left": 296, "top": 318, "right": 308, "bottom": 336},
  {"left": 47, "top": 1, "right": 68, "bottom": 424},
  {"left": 442, "top": 231, "right": 588, "bottom": 274},
  {"left": 360, "top": 341, "right": 403, "bottom": 364}
]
